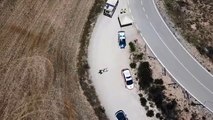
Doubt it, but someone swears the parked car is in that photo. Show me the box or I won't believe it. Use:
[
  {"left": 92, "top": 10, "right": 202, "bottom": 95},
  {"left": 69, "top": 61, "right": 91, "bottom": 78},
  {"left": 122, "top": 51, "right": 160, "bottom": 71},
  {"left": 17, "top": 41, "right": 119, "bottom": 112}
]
[
  {"left": 121, "top": 68, "right": 134, "bottom": 89},
  {"left": 118, "top": 31, "right": 126, "bottom": 49},
  {"left": 115, "top": 110, "right": 128, "bottom": 120}
]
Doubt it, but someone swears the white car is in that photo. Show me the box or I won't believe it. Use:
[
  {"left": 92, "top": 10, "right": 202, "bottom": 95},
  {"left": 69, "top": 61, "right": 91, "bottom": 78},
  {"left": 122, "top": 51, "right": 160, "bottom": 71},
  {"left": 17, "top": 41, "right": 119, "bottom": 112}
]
[{"left": 122, "top": 69, "right": 134, "bottom": 89}]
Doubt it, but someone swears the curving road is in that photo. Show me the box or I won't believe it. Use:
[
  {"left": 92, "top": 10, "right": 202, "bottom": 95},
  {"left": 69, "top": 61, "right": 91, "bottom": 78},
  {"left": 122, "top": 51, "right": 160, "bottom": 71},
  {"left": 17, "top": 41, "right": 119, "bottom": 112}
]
[{"left": 128, "top": 0, "right": 213, "bottom": 112}]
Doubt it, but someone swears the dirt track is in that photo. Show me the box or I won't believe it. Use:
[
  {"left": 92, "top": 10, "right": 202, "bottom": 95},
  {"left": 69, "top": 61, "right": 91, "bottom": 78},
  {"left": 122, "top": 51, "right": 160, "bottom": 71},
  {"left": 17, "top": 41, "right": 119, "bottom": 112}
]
[{"left": 0, "top": 0, "right": 97, "bottom": 119}]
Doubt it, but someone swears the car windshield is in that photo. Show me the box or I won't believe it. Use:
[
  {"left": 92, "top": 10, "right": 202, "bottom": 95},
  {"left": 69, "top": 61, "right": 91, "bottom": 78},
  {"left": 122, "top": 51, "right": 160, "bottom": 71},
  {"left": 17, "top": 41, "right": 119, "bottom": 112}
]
[
  {"left": 126, "top": 76, "right": 131, "bottom": 79},
  {"left": 116, "top": 113, "right": 126, "bottom": 120},
  {"left": 120, "top": 39, "right": 125, "bottom": 43},
  {"left": 126, "top": 80, "right": 133, "bottom": 85}
]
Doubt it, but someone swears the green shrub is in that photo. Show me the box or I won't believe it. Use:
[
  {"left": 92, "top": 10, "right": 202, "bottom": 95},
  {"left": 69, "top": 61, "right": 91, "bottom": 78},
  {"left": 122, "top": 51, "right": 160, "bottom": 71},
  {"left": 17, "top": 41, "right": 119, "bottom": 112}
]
[
  {"left": 154, "top": 79, "right": 164, "bottom": 85},
  {"left": 148, "top": 85, "right": 165, "bottom": 108},
  {"left": 136, "top": 53, "right": 143, "bottom": 60},
  {"left": 146, "top": 110, "right": 154, "bottom": 117},
  {"left": 130, "top": 62, "right": 136, "bottom": 68},
  {"left": 129, "top": 42, "right": 136, "bottom": 52},
  {"left": 137, "top": 62, "right": 153, "bottom": 90},
  {"left": 140, "top": 97, "right": 147, "bottom": 106},
  {"left": 160, "top": 100, "right": 178, "bottom": 120},
  {"left": 138, "top": 93, "right": 143, "bottom": 97},
  {"left": 156, "top": 113, "right": 161, "bottom": 118}
]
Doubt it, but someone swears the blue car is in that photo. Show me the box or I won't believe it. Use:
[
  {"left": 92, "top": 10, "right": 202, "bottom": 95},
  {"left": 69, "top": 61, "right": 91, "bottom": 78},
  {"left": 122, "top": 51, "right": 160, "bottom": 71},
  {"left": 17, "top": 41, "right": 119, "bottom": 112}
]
[
  {"left": 115, "top": 110, "right": 128, "bottom": 120},
  {"left": 118, "top": 31, "right": 126, "bottom": 49}
]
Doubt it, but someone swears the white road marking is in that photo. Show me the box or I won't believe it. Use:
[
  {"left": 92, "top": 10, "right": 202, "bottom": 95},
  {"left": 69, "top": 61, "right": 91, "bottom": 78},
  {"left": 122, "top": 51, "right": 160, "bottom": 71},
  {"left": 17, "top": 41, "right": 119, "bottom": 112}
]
[
  {"left": 151, "top": 0, "right": 213, "bottom": 77},
  {"left": 135, "top": 24, "right": 139, "bottom": 30},
  {"left": 145, "top": 14, "right": 148, "bottom": 19},
  {"left": 127, "top": 0, "right": 129, "bottom": 5},
  {"left": 142, "top": 36, "right": 145, "bottom": 40},
  {"left": 131, "top": 15, "right": 134, "bottom": 21},
  {"left": 142, "top": 7, "right": 145, "bottom": 12},
  {"left": 141, "top": 0, "right": 143, "bottom": 5},
  {"left": 129, "top": 8, "right": 131, "bottom": 13},
  {"left": 149, "top": 22, "right": 213, "bottom": 94}
]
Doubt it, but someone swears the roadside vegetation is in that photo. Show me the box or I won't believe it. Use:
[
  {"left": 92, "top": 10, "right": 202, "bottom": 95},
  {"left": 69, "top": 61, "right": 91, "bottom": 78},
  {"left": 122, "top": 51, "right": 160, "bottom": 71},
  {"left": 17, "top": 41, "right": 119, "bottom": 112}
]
[
  {"left": 129, "top": 41, "right": 179, "bottom": 120},
  {"left": 128, "top": 37, "right": 213, "bottom": 119},
  {"left": 163, "top": 0, "right": 213, "bottom": 60},
  {"left": 77, "top": 0, "right": 108, "bottom": 119}
]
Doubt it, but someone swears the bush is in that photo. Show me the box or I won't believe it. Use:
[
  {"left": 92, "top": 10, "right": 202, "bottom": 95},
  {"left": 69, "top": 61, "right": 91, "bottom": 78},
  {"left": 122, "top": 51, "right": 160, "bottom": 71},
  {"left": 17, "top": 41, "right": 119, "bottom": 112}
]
[
  {"left": 140, "top": 97, "right": 147, "bottom": 106},
  {"left": 129, "top": 42, "right": 136, "bottom": 52},
  {"left": 160, "top": 100, "right": 178, "bottom": 120},
  {"left": 130, "top": 62, "right": 136, "bottom": 68},
  {"left": 148, "top": 85, "right": 165, "bottom": 108},
  {"left": 135, "top": 53, "right": 143, "bottom": 60},
  {"left": 145, "top": 106, "right": 149, "bottom": 111},
  {"left": 166, "top": 99, "right": 177, "bottom": 110},
  {"left": 138, "top": 93, "right": 143, "bottom": 97},
  {"left": 137, "top": 62, "right": 153, "bottom": 90},
  {"left": 83, "top": 63, "right": 90, "bottom": 69},
  {"left": 156, "top": 113, "right": 161, "bottom": 118},
  {"left": 146, "top": 110, "right": 154, "bottom": 117},
  {"left": 154, "top": 79, "right": 164, "bottom": 85}
]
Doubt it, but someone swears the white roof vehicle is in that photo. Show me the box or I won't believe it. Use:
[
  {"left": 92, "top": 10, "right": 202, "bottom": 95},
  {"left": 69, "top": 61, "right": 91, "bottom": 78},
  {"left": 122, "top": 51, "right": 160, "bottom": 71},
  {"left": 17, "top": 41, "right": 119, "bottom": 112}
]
[
  {"left": 103, "top": 0, "right": 119, "bottom": 17},
  {"left": 122, "top": 69, "right": 134, "bottom": 90}
]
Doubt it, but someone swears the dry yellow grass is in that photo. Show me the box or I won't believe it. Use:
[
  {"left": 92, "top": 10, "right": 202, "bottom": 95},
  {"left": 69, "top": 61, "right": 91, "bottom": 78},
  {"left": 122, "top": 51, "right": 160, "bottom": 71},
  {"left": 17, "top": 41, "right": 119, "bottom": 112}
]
[{"left": 0, "top": 0, "right": 97, "bottom": 119}]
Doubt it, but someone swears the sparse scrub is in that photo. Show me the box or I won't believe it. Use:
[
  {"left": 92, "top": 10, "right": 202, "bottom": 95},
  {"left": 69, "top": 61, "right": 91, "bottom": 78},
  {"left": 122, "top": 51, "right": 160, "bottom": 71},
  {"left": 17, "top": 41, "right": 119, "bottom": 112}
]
[
  {"left": 163, "top": 0, "right": 213, "bottom": 61},
  {"left": 137, "top": 62, "right": 179, "bottom": 119},
  {"left": 129, "top": 42, "right": 136, "bottom": 52},
  {"left": 78, "top": 0, "right": 108, "bottom": 119},
  {"left": 156, "top": 113, "right": 161, "bottom": 119},
  {"left": 136, "top": 53, "right": 143, "bottom": 60},
  {"left": 137, "top": 62, "right": 153, "bottom": 90},
  {"left": 140, "top": 97, "right": 147, "bottom": 106},
  {"left": 130, "top": 62, "right": 136, "bottom": 68},
  {"left": 154, "top": 79, "right": 164, "bottom": 85},
  {"left": 146, "top": 110, "right": 154, "bottom": 117},
  {"left": 148, "top": 85, "right": 166, "bottom": 108}
]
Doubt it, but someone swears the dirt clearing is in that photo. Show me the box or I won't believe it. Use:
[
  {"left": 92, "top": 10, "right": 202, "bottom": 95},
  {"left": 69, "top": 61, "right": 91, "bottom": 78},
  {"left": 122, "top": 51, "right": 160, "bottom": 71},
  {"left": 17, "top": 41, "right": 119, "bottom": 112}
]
[{"left": 0, "top": 0, "right": 97, "bottom": 119}]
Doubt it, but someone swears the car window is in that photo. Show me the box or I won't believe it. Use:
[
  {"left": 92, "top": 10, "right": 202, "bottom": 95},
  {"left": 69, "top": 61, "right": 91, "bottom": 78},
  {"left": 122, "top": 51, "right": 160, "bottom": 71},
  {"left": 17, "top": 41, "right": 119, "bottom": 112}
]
[
  {"left": 116, "top": 113, "right": 126, "bottom": 120},
  {"left": 126, "top": 76, "right": 131, "bottom": 79},
  {"left": 126, "top": 80, "right": 133, "bottom": 85}
]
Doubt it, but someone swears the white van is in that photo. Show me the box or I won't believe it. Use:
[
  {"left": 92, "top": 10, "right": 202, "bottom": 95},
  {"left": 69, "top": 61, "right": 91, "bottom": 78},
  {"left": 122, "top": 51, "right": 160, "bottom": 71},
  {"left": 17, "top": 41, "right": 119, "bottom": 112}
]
[{"left": 103, "top": 0, "right": 119, "bottom": 17}]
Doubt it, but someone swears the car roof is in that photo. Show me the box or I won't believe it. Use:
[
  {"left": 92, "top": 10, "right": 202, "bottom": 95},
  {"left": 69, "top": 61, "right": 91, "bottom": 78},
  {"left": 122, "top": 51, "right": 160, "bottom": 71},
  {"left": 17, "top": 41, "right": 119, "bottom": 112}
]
[{"left": 123, "top": 69, "right": 131, "bottom": 77}]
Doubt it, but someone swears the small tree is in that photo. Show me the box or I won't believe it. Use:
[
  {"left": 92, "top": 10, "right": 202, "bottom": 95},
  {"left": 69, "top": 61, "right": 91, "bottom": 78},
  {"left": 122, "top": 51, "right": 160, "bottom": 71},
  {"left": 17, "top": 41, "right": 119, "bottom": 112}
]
[
  {"left": 129, "top": 42, "right": 136, "bottom": 52},
  {"left": 146, "top": 110, "right": 154, "bottom": 117},
  {"left": 130, "top": 62, "right": 136, "bottom": 68},
  {"left": 135, "top": 53, "right": 143, "bottom": 60},
  {"left": 154, "top": 79, "right": 164, "bottom": 85},
  {"left": 140, "top": 97, "right": 147, "bottom": 106},
  {"left": 137, "top": 62, "right": 153, "bottom": 90},
  {"left": 156, "top": 113, "right": 161, "bottom": 118}
]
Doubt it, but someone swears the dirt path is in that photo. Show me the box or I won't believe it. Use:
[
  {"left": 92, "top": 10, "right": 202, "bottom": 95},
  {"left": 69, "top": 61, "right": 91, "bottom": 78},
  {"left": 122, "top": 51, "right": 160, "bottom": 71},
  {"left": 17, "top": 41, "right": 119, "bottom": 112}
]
[{"left": 0, "top": 0, "right": 97, "bottom": 119}]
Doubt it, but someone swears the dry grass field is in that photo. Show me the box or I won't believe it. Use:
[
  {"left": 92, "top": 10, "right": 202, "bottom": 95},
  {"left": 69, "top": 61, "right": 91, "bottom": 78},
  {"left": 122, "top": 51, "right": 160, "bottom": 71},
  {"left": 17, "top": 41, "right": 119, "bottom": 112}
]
[{"left": 0, "top": 0, "right": 98, "bottom": 119}]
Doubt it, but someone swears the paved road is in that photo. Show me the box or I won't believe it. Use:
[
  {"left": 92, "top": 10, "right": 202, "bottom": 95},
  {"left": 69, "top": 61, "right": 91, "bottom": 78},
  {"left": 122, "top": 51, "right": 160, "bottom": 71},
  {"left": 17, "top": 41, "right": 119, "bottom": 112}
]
[{"left": 128, "top": 0, "right": 213, "bottom": 112}]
